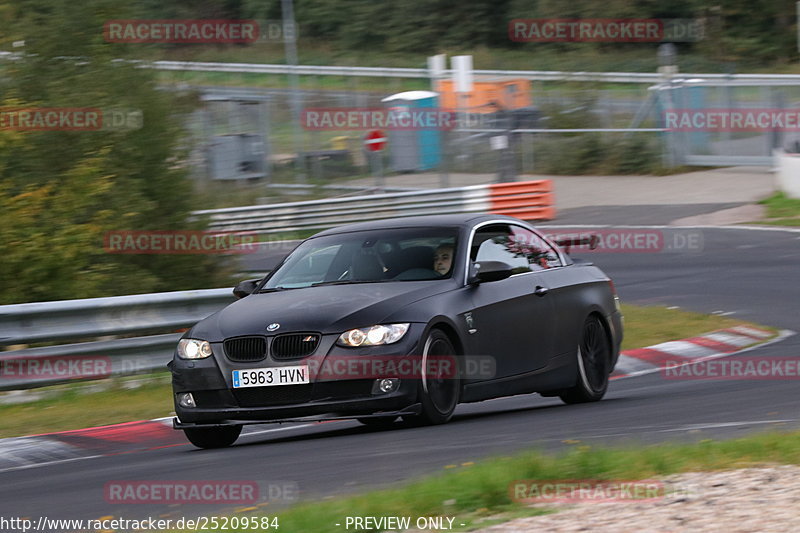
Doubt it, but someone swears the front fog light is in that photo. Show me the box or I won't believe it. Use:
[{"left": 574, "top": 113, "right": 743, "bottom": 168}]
[
  {"left": 178, "top": 392, "right": 196, "bottom": 408},
  {"left": 373, "top": 378, "right": 399, "bottom": 394}
]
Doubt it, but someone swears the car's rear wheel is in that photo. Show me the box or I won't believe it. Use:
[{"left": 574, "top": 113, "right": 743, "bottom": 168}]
[
  {"left": 559, "top": 315, "right": 610, "bottom": 404},
  {"left": 357, "top": 416, "right": 399, "bottom": 428},
  {"left": 404, "top": 329, "right": 460, "bottom": 425},
  {"left": 183, "top": 425, "right": 242, "bottom": 449}
]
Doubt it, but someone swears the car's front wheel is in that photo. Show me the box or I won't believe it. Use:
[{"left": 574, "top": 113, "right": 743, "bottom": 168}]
[
  {"left": 404, "top": 329, "right": 460, "bottom": 425},
  {"left": 183, "top": 425, "right": 242, "bottom": 449},
  {"left": 559, "top": 315, "right": 610, "bottom": 404}
]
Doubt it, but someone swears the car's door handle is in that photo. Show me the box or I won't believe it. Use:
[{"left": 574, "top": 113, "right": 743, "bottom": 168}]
[{"left": 534, "top": 285, "right": 549, "bottom": 297}]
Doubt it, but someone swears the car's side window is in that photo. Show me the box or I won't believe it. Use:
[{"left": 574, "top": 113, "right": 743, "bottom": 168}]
[
  {"left": 472, "top": 224, "right": 532, "bottom": 274},
  {"left": 508, "top": 225, "right": 562, "bottom": 270},
  {"left": 471, "top": 223, "right": 562, "bottom": 275}
]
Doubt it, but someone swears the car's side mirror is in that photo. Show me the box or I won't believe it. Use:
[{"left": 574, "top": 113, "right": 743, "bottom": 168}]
[
  {"left": 233, "top": 278, "right": 261, "bottom": 299},
  {"left": 468, "top": 261, "right": 514, "bottom": 284}
]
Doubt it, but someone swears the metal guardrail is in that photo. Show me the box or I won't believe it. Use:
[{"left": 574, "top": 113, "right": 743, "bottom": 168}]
[
  {"left": 140, "top": 60, "right": 800, "bottom": 86},
  {"left": 0, "top": 288, "right": 234, "bottom": 344},
  {"left": 0, "top": 288, "right": 235, "bottom": 391},
  {"left": 195, "top": 180, "right": 555, "bottom": 234},
  {"left": 0, "top": 334, "right": 183, "bottom": 391}
]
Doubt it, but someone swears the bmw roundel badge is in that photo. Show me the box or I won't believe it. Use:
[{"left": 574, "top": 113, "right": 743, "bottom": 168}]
[{"left": 266, "top": 323, "right": 280, "bottom": 331}]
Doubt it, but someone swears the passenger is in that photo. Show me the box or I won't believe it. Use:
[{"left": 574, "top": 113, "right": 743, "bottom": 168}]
[{"left": 433, "top": 244, "right": 454, "bottom": 276}]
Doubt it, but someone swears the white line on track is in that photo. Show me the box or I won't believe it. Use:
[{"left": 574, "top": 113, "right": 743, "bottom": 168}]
[
  {"left": 0, "top": 454, "right": 104, "bottom": 475},
  {"left": 568, "top": 419, "right": 800, "bottom": 442}
]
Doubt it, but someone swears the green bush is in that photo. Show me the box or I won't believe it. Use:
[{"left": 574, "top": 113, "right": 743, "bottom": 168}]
[{"left": 0, "top": 0, "right": 232, "bottom": 304}]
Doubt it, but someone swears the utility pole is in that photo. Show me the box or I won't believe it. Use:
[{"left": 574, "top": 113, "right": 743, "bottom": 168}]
[{"left": 281, "top": 0, "right": 306, "bottom": 183}]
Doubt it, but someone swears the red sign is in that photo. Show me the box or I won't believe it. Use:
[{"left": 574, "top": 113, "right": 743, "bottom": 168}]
[{"left": 364, "top": 129, "right": 387, "bottom": 152}]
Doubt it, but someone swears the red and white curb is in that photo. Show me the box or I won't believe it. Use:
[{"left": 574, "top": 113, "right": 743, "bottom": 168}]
[
  {"left": 0, "top": 417, "right": 181, "bottom": 473},
  {"left": 0, "top": 418, "right": 325, "bottom": 473},
  {"left": 611, "top": 325, "right": 794, "bottom": 380}
]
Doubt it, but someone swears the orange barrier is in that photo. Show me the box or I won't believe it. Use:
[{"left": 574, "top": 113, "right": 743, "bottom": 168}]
[{"left": 488, "top": 180, "right": 555, "bottom": 221}]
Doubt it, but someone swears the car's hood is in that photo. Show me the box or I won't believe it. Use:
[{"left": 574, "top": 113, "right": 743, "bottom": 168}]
[{"left": 190, "top": 281, "right": 454, "bottom": 341}]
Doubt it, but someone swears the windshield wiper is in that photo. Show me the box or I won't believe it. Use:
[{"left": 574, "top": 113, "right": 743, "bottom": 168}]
[
  {"left": 259, "top": 287, "right": 292, "bottom": 293},
  {"left": 311, "top": 280, "right": 354, "bottom": 287},
  {"left": 312, "top": 280, "right": 385, "bottom": 287}
]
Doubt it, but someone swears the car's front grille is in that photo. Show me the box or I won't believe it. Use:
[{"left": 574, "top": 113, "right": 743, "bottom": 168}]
[
  {"left": 233, "top": 385, "right": 313, "bottom": 407},
  {"left": 271, "top": 333, "right": 320, "bottom": 360},
  {"left": 224, "top": 336, "right": 267, "bottom": 362}
]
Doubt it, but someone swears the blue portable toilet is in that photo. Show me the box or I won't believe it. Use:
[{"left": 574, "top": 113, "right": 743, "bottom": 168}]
[
  {"left": 655, "top": 81, "right": 709, "bottom": 153},
  {"left": 381, "top": 90, "right": 441, "bottom": 172}
]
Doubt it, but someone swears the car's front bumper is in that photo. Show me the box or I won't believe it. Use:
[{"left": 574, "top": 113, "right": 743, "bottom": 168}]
[
  {"left": 170, "top": 327, "right": 426, "bottom": 426},
  {"left": 171, "top": 377, "right": 421, "bottom": 425}
]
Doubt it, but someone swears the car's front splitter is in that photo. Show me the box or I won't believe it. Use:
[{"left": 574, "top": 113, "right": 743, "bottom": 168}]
[{"left": 172, "top": 402, "right": 423, "bottom": 429}]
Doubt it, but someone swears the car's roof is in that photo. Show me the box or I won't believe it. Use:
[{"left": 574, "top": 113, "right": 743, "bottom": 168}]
[{"left": 311, "top": 213, "right": 526, "bottom": 237}]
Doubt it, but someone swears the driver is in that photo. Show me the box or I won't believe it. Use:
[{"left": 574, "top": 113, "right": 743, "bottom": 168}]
[{"left": 433, "top": 244, "right": 454, "bottom": 276}]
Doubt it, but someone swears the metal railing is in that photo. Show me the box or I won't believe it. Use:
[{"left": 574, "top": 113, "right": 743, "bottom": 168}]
[
  {"left": 141, "top": 60, "right": 800, "bottom": 86},
  {"left": 195, "top": 180, "right": 555, "bottom": 234},
  {"left": 0, "top": 289, "right": 235, "bottom": 390}
]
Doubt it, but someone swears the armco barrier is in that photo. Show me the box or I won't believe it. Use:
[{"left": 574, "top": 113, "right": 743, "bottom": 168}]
[
  {"left": 194, "top": 179, "right": 555, "bottom": 234},
  {"left": 0, "top": 288, "right": 235, "bottom": 390},
  {"left": 0, "top": 288, "right": 234, "bottom": 345},
  {"left": 138, "top": 60, "right": 800, "bottom": 86},
  {"left": 488, "top": 181, "right": 555, "bottom": 221}
]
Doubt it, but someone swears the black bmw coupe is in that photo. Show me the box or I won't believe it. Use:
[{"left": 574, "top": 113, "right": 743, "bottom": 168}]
[{"left": 170, "top": 214, "right": 623, "bottom": 448}]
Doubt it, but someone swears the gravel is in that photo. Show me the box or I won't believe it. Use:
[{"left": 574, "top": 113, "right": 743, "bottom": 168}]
[{"left": 473, "top": 465, "right": 800, "bottom": 533}]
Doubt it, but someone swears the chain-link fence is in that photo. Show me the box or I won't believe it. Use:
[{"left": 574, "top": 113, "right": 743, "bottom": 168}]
[{"left": 169, "top": 67, "right": 800, "bottom": 188}]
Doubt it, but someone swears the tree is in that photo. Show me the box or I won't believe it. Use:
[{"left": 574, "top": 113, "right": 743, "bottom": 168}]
[{"left": 0, "top": 0, "right": 231, "bottom": 304}]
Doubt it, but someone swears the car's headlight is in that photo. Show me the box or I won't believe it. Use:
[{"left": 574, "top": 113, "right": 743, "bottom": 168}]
[
  {"left": 177, "top": 338, "right": 213, "bottom": 359},
  {"left": 337, "top": 324, "right": 410, "bottom": 347}
]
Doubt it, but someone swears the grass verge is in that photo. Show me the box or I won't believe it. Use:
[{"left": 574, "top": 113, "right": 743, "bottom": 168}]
[
  {"left": 252, "top": 430, "right": 800, "bottom": 532},
  {"left": 0, "top": 304, "right": 773, "bottom": 439},
  {"left": 0, "top": 376, "right": 173, "bottom": 438},
  {"left": 753, "top": 192, "right": 800, "bottom": 226},
  {"left": 617, "top": 303, "right": 762, "bottom": 351}
]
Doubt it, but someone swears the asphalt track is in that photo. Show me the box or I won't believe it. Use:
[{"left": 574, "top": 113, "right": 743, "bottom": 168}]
[{"left": 1, "top": 221, "right": 799, "bottom": 524}]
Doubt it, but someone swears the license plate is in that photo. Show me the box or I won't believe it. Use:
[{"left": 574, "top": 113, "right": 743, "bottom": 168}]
[{"left": 232, "top": 365, "right": 309, "bottom": 388}]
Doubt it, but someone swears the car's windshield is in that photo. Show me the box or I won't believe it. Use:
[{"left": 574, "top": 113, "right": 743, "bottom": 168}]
[{"left": 263, "top": 227, "right": 459, "bottom": 290}]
